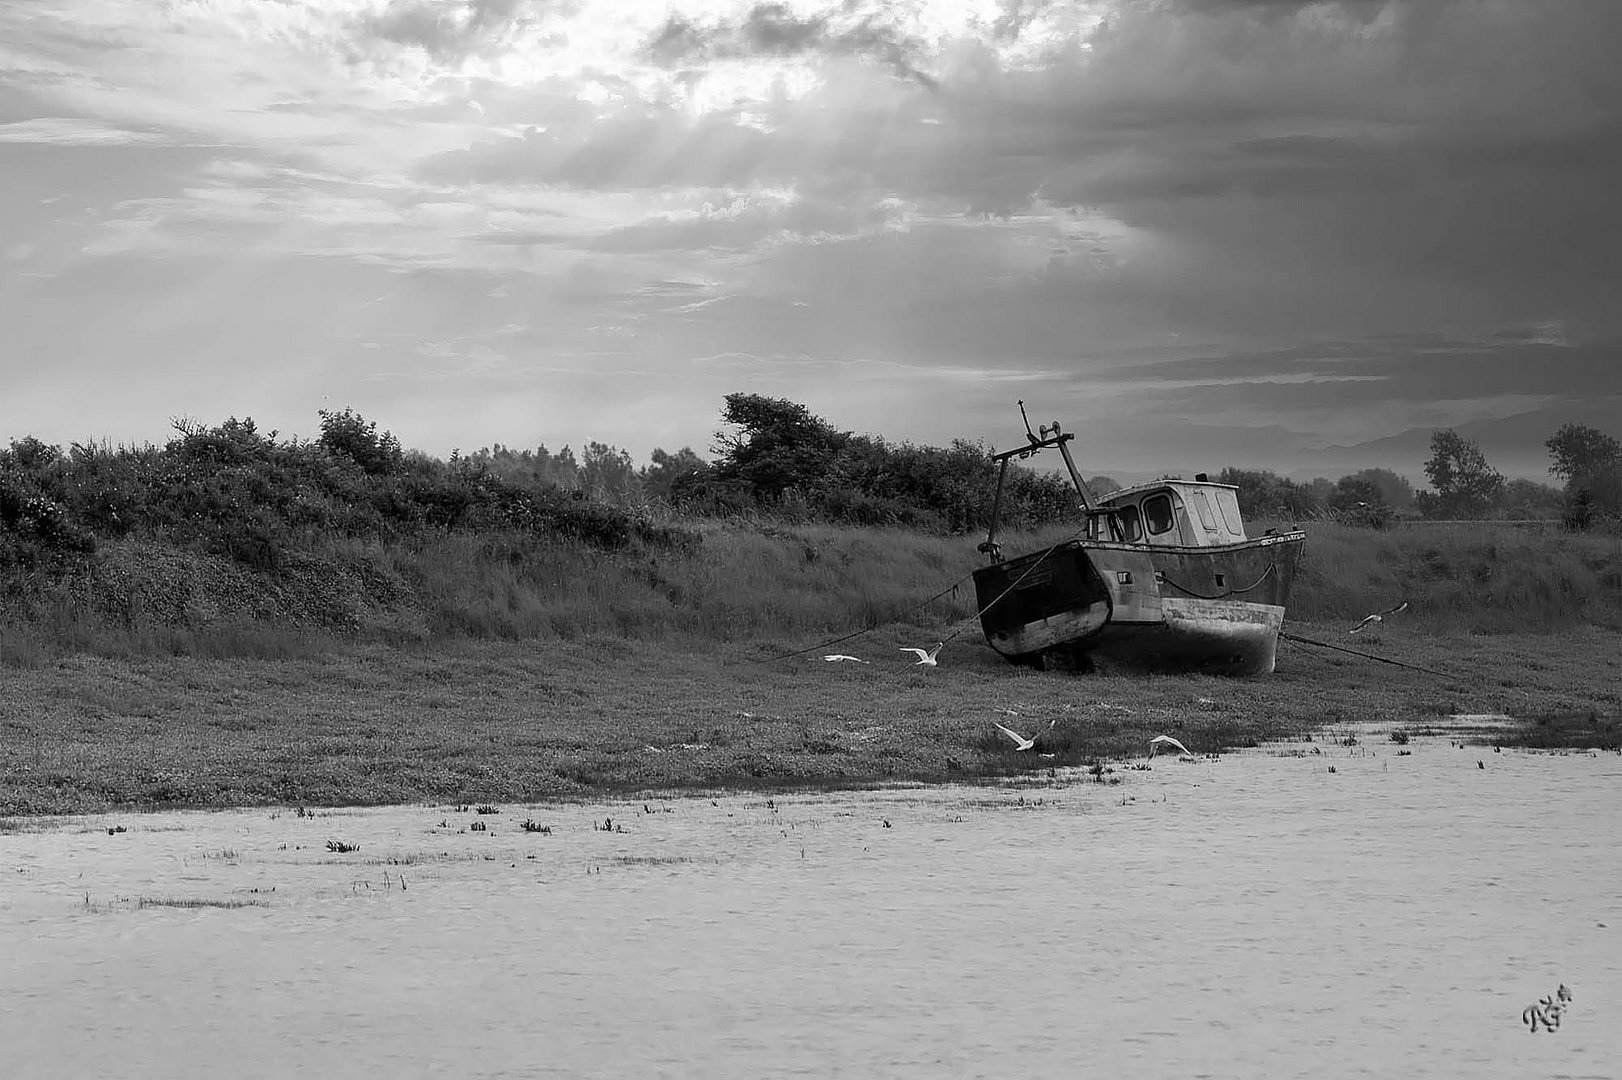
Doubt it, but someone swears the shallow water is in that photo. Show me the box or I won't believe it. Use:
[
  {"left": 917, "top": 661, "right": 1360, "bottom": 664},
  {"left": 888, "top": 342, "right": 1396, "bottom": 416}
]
[{"left": 3, "top": 727, "right": 1619, "bottom": 1080}]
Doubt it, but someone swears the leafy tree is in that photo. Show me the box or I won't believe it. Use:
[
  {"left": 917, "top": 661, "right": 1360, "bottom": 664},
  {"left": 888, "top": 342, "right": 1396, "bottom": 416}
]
[
  {"left": 711, "top": 393, "right": 850, "bottom": 501},
  {"left": 1545, "top": 423, "right": 1622, "bottom": 485},
  {"left": 318, "top": 407, "right": 403, "bottom": 477},
  {"left": 1328, "top": 476, "right": 1393, "bottom": 527},
  {"left": 1341, "top": 467, "right": 1414, "bottom": 511},
  {"left": 641, "top": 447, "right": 709, "bottom": 502},
  {"left": 1561, "top": 461, "right": 1622, "bottom": 528},
  {"left": 1214, "top": 468, "right": 1322, "bottom": 519},
  {"left": 705, "top": 394, "right": 1081, "bottom": 531},
  {"left": 462, "top": 443, "right": 580, "bottom": 490},
  {"left": 1545, "top": 423, "right": 1622, "bottom": 527},
  {"left": 1497, "top": 478, "right": 1565, "bottom": 520},
  {"left": 1421, "top": 430, "right": 1504, "bottom": 519},
  {"left": 579, "top": 441, "right": 639, "bottom": 500},
  {"left": 4, "top": 436, "right": 61, "bottom": 472}
]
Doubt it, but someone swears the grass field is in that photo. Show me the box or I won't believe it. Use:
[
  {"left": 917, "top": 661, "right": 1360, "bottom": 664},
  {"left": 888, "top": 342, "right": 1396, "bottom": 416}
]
[
  {"left": 2, "top": 517, "right": 1618, "bottom": 815},
  {"left": 1, "top": 617, "right": 1616, "bottom": 816}
]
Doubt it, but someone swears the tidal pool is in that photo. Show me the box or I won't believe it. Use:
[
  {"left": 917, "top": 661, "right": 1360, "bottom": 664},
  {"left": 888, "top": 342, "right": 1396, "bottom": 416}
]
[{"left": 3, "top": 725, "right": 1618, "bottom": 1079}]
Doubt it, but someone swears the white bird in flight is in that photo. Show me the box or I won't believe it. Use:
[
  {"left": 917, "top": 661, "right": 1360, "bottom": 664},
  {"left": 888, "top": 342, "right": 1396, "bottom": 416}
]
[
  {"left": 899, "top": 642, "right": 943, "bottom": 666},
  {"left": 993, "top": 719, "right": 1053, "bottom": 751},
  {"left": 1348, "top": 600, "right": 1408, "bottom": 634},
  {"left": 993, "top": 721, "right": 1037, "bottom": 751},
  {"left": 822, "top": 654, "right": 868, "bottom": 663},
  {"left": 1148, "top": 734, "right": 1195, "bottom": 760}
]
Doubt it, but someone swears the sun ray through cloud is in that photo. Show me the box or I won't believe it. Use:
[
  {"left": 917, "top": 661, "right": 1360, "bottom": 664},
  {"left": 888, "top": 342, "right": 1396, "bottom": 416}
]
[{"left": 0, "top": 0, "right": 1616, "bottom": 474}]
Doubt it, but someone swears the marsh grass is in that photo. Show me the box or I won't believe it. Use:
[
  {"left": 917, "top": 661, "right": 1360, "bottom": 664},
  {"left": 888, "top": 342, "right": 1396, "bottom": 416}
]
[
  {"left": 3, "top": 620, "right": 1614, "bottom": 815},
  {"left": 81, "top": 894, "right": 269, "bottom": 912},
  {"left": 610, "top": 855, "right": 698, "bottom": 867},
  {"left": 1493, "top": 711, "right": 1620, "bottom": 751},
  {"left": 1, "top": 519, "right": 1617, "bottom": 814}
]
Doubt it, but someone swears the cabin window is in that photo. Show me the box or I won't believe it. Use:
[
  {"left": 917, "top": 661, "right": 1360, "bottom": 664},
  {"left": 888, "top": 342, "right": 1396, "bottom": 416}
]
[
  {"left": 1117, "top": 505, "right": 1143, "bottom": 542},
  {"left": 1143, "top": 493, "right": 1176, "bottom": 536},
  {"left": 1191, "top": 491, "right": 1219, "bottom": 534},
  {"left": 1215, "top": 489, "right": 1245, "bottom": 536}
]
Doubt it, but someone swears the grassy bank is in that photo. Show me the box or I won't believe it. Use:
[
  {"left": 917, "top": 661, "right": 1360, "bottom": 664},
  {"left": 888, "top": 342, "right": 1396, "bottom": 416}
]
[
  {"left": 3, "top": 519, "right": 1620, "bottom": 664},
  {"left": 1, "top": 620, "right": 1616, "bottom": 816},
  {"left": 1282, "top": 520, "right": 1622, "bottom": 632},
  {"left": 2, "top": 519, "right": 1618, "bottom": 816}
]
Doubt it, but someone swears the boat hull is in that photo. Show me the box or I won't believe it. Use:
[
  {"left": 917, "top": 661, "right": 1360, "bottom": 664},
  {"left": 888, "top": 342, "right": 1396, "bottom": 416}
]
[{"left": 973, "top": 532, "right": 1304, "bottom": 676}]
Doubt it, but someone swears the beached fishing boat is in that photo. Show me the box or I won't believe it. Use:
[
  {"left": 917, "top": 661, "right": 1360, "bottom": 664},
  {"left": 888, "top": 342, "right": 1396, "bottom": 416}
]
[{"left": 973, "top": 408, "right": 1306, "bottom": 675}]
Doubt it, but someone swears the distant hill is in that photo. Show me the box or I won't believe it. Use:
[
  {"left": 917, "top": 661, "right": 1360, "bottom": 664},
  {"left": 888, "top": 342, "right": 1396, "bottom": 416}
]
[
  {"left": 1070, "top": 404, "right": 1619, "bottom": 489},
  {"left": 1284, "top": 405, "right": 1622, "bottom": 485}
]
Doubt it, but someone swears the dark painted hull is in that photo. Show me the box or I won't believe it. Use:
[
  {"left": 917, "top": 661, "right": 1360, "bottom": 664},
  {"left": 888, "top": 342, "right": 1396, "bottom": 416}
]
[{"left": 972, "top": 532, "right": 1305, "bottom": 675}]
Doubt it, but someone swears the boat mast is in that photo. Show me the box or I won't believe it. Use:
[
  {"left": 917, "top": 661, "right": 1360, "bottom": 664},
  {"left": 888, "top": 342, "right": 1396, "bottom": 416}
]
[
  {"left": 979, "top": 457, "right": 1011, "bottom": 562},
  {"left": 981, "top": 402, "right": 1098, "bottom": 562},
  {"left": 1013, "top": 400, "right": 1095, "bottom": 509}
]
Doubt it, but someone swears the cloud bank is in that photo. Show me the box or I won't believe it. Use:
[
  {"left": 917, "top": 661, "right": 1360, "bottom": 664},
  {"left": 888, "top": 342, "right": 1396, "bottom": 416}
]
[{"left": 0, "top": 0, "right": 1617, "bottom": 477}]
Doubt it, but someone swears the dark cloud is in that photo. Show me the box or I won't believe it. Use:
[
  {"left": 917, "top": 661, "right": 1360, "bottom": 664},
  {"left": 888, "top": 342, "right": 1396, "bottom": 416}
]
[
  {"left": 1085, "top": 337, "right": 1622, "bottom": 421},
  {"left": 1175, "top": 0, "right": 1387, "bottom": 13},
  {"left": 644, "top": 3, "right": 938, "bottom": 89},
  {"left": 403, "top": 0, "right": 1622, "bottom": 422}
]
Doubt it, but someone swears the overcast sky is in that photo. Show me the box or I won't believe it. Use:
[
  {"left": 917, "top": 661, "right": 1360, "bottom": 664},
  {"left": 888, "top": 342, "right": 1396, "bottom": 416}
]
[{"left": 2, "top": 0, "right": 1618, "bottom": 480}]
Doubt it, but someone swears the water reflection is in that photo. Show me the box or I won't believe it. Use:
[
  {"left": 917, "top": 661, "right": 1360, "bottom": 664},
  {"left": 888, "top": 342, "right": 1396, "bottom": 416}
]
[{"left": 3, "top": 728, "right": 1619, "bottom": 1079}]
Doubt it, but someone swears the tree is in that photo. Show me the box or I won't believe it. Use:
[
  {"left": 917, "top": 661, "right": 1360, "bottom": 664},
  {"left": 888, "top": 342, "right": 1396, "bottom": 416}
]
[
  {"left": 1214, "top": 467, "right": 1322, "bottom": 519},
  {"left": 318, "top": 407, "right": 402, "bottom": 477},
  {"left": 1497, "top": 478, "right": 1564, "bottom": 520},
  {"left": 1341, "top": 467, "right": 1414, "bottom": 511},
  {"left": 1421, "top": 430, "right": 1503, "bottom": 519},
  {"left": 711, "top": 393, "right": 849, "bottom": 500},
  {"left": 641, "top": 447, "right": 709, "bottom": 502},
  {"left": 1545, "top": 423, "right": 1622, "bottom": 486},
  {"left": 1328, "top": 475, "right": 1393, "bottom": 528},
  {"left": 1545, "top": 423, "right": 1622, "bottom": 527}
]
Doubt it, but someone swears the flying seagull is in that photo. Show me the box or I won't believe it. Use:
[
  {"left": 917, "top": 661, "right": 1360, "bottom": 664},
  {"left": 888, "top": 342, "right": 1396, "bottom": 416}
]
[
  {"left": 823, "top": 654, "right": 868, "bottom": 663},
  {"left": 1348, "top": 600, "right": 1409, "bottom": 635},
  {"left": 1148, "top": 734, "right": 1195, "bottom": 760},
  {"left": 900, "top": 642, "right": 944, "bottom": 666},
  {"left": 992, "top": 723, "right": 1044, "bottom": 749}
]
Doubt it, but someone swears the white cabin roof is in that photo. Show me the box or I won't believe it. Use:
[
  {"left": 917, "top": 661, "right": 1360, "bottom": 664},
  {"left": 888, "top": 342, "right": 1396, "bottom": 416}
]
[
  {"left": 1088, "top": 478, "right": 1249, "bottom": 546},
  {"left": 1095, "top": 478, "right": 1239, "bottom": 506}
]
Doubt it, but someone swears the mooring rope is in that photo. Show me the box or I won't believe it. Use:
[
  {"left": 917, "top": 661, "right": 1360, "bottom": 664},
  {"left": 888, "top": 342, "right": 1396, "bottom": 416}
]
[
  {"left": 937, "top": 537, "right": 1069, "bottom": 645},
  {"left": 756, "top": 572, "right": 975, "bottom": 664},
  {"left": 760, "top": 539, "right": 1459, "bottom": 683},
  {"left": 1279, "top": 631, "right": 1453, "bottom": 678},
  {"left": 759, "top": 535, "right": 1074, "bottom": 663}
]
